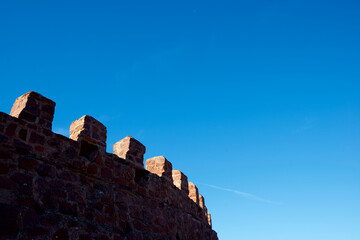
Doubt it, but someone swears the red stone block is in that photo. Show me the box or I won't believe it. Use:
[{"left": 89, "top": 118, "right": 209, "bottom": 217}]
[
  {"left": 29, "top": 132, "right": 45, "bottom": 145},
  {"left": 101, "top": 167, "right": 113, "bottom": 179},
  {"left": 207, "top": 212, "right": 212, "bottom": 227},
  {"left": 0, "top": 163, "right": 9, "bottom": 174},
  {"left": 36, "top": 164, "right": 56, "bottom": 178},
  {"left": 87, "top": 163, "right": 98, "bottom": 175},
  {"left": 52, "top": 228, "right": 69, "bottom": 240},
  {"left": 0, "top": 204, "right": 19, "bottom": 237},
  {"left": 113, "top": 136, "right": 145, "bottom": 168},
  {"left": 18, "top": 157, "right": 37, "bottom": 171},
  {"left": 145, "top": 156, "right": 172, "bottom": 182},
  {"left": 172, "top": 170, "right": 189, "bottom": 195},
  {"left": 199, "top": 194, "right": 205, "bottom": 209},
  {"left": 188, "top": 182, "right": 199, "bottom": 205},
  {"left": 10, "top": 91, "right": 55, "bottom": 130},
  {"left": 34, "top": 145, "right": 44, "bottom": 152},
  {"left": 18, "top": 128, "right": 27, "bottom": 141},
  {"left": 0, "top": 176, "right": 17, "bottom": 190},
  {"left": 70, "top": 115, "right": 107, "bottom": 153},
  {"left": 5, "top": 123, "right": 17, "bottom": 137},
  {"left": 58, "top": 170, "right": 78, "bottom": 182}
]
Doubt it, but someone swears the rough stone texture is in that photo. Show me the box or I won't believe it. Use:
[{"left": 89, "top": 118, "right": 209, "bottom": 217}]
[
  {"left": 172, "top": 170, "right": 189, "bottom": 195},
  {"left": 145, "top": 156, "right": 173, "bottom": 182},
  {"left": 113, "top": 136, "right": 145, "bottom": 168},
  {"left": 0, "top": 91, "right": 218, "bottom": 240},
  {"left": 70, "top": 115, "right": 107, "bottom": 152},
  {"left": 10, "top": 91, "right": 55, "bottom": 130},
  {"left": 188, "top": 182, "right": 199, "bottom": 205},
  {"left": 207, "top": 212, "right": 212, "bottom": 228},
  {"left": 199, "top": 194, "right": 205, "bottom": 209}
]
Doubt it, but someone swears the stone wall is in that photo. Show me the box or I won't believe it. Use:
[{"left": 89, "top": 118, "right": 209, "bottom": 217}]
[{"left": 0, "top": 91, "right": 218, "bottom": 240}]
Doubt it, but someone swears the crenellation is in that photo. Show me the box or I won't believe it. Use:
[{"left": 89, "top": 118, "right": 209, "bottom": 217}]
[
  {"left": 10, "top": 91, "right": 55, "bottom": 130},
  {"left": 188, "top": 181, "right": 200, "bottom": 205},
  {"left": 0, "top": 91, "right": 218, "bottom": 240},
  {"left": 172, "top": 169, "right": 189, "bottom": 195},
  {"left": 145, "top": 156, "right": 173, "bottom": 182},
  {"left": 113, "top": 136, "right": 145, "bottom": 168},
  {"left": 207, "top": 212, "right": 212, "bottom": 227},
  {"left": 199, "top": 194, "right": 205, "bottom": 209},
  {"left": 70, "top": 115, "right": 107, "bottom": 153}
]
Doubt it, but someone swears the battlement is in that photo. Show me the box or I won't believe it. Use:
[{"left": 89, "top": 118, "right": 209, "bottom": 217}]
[{"left": 0, "top": 91, "right": 218, "bottom": 240}]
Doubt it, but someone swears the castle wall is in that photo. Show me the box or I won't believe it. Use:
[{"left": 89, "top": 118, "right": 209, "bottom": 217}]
[{"left": 0, "top": 92, "right": 218, "bottom": 240}]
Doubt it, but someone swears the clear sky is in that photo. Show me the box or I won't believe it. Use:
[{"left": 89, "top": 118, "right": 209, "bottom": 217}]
[{"left": 1, "top": 1, "right": 359, "bottom": 239}]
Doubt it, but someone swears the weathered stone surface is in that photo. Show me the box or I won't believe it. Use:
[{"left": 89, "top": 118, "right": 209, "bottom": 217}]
[
  {"left": 208, "top": 212, "right": 212, "bottom": 227},
  {"left": 188, "top": 182, "right": 200, "bottom": 204},
  {"left": 113, "top": 136, "right": 145, "bottom": 168},
  {"left": 10, "top": 91, "right": 55, "bottom": 130},
  {"left": 199, "top": 194, "right": 205, "bottom": 209},
  {"left": 70, "top": 115, "right": 107, "bottom": 152},
  {"left": 145, "top": 156, "right": 173, "bottom": 181},
  {"left": 172, "top": 169, "right": 189, "bottom": 195},
  {"left": 0, "top": 91, "right": 217, "bottom": 240}
]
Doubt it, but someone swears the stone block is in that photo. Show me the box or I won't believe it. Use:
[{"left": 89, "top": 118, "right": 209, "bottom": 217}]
[
  {"left": 113, "top": 136, "right": 145, "bottom": 167},
  {"left": 188, "top": 182, "right": 199, "bottom": 205},
  {"left": 199, "top": 194, "right": 205, "bottom": 209},
  {"left": 70, "top": 115, "right": 107, "bottom": 153},
  {"left": 172, "top": 170, "right": 189, "bottom": 195},
  {"left": 10, "top": 91, "right": 55, "bottom": 130},
  {"left": 145, "top": 156, "right": 172, "bottom": 181},
  {"left": 207, "top": 212, "right": 212, "bottom": 227}
]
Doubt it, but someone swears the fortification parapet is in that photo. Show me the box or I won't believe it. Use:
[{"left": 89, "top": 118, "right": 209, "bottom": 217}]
[
  {"left": 188, "top": 181, "right": 200, "bottom": 205},
  {"left": 70, "top": 115, "right": 107, "bottom": 153},
  {"left": 0, "top": 91, "right": 217, "bottom": 240},
  {"left": 172, "top": 169, "right": 189, "bottom": 195},
  {"left": 145, "top": 156, "right": 173, "bottom": 182},
  {"left": 113, "top": 136, "right": 145, "bottom": 168},
  {"left": 10, "top": 91, "right": 55, "bottom": 131},
  {"left": 199, "top": 194, "right": 205, "bottom": 209}
]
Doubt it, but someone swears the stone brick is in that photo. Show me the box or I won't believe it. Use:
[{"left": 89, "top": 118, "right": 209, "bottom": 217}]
[
  {"left": 22, "top": 208, "right": 40, "bottom": 228},
  {"left": 101, "top": 167, "right": 113, "bottom": 179},
  {"left": 0, "top": 176, "right": 17, "bottom": 190},
  {"left": 29, "top": 132, "right": 45, "bottom": 145},
  {"left": 145, "top": 156, "right": 172, "bottom": 181},
  {"left": 207, "top": 212, "right": 212, "bottom": 227},
  {"left": 199, "top": 194, "right": 205, "bottom": 209},
  {"left": 0, "top": 203, "right": 19, "bottom": 237},
  {"left": 113, "top": 136, "right": 145, "bottom": 167},
  {"left": 18, "top": 128, "right": 27, "bottom": 141},
  {"left": 10, "top": 91, "right": 55, "bottom": 130},
  {"left": 36, "top": 164, "right": 56, "bottom": 178},
  {"left": 0, "top": 163, "right": 9, "bottom": 174},
  {"left": 87, "top": 163, "right": 98, "bottom": 175},
  {"left": 59, "top": 201, "right": 77, "bottom": 217},
  {"left": 172, "top": 170, "right": 189, "bottom": 195},
  {"left": 52, "top": 228, "right": 69, "bottom": 240},
  {"left": 5, "top": 123, "right": 17, "bottom": 137},
  {"left": 70, "top": 115, "right": 107, "bottom": 153},
  {"left": 188, "top": 182, "right": 199, "bottom": 205}
]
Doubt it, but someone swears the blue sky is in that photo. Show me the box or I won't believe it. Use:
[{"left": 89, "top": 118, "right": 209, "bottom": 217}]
[{"left": 1, "top": 1, "right": 359, "bottom": 239}]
